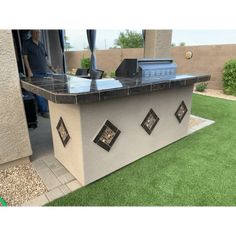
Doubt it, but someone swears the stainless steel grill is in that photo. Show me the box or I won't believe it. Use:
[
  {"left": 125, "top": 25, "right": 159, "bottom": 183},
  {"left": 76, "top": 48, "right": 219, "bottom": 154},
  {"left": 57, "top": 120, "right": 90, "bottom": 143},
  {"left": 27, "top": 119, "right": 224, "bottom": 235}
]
[{"left": 115, "top": 58, "right": 177, "bottom": 79}]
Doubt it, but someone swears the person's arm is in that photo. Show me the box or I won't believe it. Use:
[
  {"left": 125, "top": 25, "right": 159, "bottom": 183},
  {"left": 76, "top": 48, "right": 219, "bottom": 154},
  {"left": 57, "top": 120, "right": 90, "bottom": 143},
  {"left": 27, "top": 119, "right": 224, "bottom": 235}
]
[
  {"left": 23, "top": 55, "right": 33, "bottom": 77},
  {"left": 44, "top": 46, "right": 57, "bottom": 73},
  {"left": 45, "top": 55, "right": 57, "bottom": 73},
  {"left": 22, "top": 42, "right": 33, "bottom": 77},
  {"left": 48, "top": 63, "right": 57, "bottom": 73}
]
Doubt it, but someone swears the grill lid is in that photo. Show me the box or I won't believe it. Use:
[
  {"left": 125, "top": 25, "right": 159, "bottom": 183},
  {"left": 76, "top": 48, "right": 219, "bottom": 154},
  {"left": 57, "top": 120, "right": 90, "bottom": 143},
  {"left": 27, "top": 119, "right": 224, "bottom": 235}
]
[{"left": 115, "top": 58, "right": 177, "bottom": 79}]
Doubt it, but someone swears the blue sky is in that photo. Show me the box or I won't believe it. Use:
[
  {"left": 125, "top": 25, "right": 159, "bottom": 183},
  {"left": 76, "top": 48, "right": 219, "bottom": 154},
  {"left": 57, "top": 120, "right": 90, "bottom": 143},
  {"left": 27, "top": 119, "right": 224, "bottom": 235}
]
[
  {"left": 65, "top": 30, "right": 236, "bottom": 51},
  {"left": 173, "top": 30, "right": 236, "bottom": 46}
]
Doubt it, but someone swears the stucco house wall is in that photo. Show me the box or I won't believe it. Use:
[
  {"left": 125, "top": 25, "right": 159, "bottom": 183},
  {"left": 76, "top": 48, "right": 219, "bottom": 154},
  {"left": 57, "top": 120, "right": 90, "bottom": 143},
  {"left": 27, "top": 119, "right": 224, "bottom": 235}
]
[{"left": 0, "top": 30, "right": 32, "bottom": 167}]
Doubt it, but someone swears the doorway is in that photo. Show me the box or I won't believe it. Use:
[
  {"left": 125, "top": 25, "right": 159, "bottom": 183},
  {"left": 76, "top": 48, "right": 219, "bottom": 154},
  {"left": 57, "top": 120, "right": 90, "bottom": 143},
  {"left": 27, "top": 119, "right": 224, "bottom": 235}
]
[{"left": 12, "top": 30, "right": 76, "bottom": 193}]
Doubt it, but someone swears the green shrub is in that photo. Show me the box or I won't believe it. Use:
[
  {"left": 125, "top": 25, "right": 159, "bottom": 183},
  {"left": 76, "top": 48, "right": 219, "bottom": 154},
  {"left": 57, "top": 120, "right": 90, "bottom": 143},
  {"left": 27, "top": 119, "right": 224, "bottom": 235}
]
[
  {"left": 223, "top": 59, "right": 236, "bottom": 95},
  {"left": 110, "top": 71, "right": 116, "bottom": 78},
  {"left": 103, "top": 71, "right": 107, "bottom": 78},
  {"left": 195, "top": 83, "right": 208, "bottom": 92},
  {"left": 81, "top": 57, "right": 91, "bottom": 69}
]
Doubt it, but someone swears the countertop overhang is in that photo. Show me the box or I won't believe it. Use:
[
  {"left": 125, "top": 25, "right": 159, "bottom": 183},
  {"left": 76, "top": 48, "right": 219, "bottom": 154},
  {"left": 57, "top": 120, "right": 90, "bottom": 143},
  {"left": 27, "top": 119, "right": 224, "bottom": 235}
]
[{"left": 20, "top": 74, "right": 210, "bottom": 104}]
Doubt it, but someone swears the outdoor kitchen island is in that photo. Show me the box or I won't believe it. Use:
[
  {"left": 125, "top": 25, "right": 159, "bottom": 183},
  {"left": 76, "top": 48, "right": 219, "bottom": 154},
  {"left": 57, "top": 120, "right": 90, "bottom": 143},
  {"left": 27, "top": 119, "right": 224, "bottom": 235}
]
[{"left": 21, "top": 70, "right": 210, "bottom": 186}]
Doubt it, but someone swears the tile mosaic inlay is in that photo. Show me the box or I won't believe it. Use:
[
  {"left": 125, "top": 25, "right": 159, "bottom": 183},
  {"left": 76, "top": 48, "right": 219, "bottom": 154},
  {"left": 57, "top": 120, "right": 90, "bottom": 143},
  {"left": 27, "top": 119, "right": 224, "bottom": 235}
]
[
  {"left": 56, "top": 117, "right": 70, "bottom": 147},
  {"left": 175, "top": 101, "right": 188, "bottom": 123},
  {"left": 93, "top": 120, "right": 121, "bottom": 152},
  {"left": 141, "top": 109, "right": 160, "bottom": 135}
]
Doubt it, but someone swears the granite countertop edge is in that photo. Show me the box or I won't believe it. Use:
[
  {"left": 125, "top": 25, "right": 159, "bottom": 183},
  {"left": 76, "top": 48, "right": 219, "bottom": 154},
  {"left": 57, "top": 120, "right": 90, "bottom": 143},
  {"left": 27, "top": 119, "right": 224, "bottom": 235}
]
[{"left": 20, "top": 74, "right": 211, "bottom": 104}]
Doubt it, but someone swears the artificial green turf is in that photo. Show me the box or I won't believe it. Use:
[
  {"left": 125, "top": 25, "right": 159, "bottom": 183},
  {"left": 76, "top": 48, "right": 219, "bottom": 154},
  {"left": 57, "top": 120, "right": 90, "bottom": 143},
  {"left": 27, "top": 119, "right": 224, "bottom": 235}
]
[{"left": 47, "top": 94, "right": 236, "bottom": 206}]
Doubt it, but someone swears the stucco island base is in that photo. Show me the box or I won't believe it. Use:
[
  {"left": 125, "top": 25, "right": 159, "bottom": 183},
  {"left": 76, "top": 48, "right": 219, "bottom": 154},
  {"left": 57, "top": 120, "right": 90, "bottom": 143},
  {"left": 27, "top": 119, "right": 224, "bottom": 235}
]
[{"left": 49, "top": 85, "right": 193, "bottom": 186}]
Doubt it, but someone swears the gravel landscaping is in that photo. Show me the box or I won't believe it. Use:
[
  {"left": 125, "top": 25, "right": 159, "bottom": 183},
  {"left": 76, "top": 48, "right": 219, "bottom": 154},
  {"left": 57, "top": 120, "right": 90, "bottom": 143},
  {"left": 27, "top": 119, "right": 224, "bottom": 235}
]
[
  {"left": 0, "top": 162, "right": 47, "bottom": 206},
  {"left": 194, "top": 88, "right": 236, "bottom": 101}
]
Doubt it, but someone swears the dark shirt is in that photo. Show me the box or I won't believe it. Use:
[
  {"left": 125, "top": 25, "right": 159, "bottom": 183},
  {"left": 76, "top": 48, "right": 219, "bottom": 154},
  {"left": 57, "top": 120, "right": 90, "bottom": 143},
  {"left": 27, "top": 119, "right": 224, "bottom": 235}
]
[{"left": 22, "top": 39, "right": 49, "bottom": 74}]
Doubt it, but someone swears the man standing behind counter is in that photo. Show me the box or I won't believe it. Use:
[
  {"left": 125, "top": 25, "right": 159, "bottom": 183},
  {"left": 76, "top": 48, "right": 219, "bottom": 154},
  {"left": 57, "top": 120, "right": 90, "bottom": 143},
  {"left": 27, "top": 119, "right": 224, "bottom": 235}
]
[{"left": 23, "top": 30, "right": 57, "bottom": 118}]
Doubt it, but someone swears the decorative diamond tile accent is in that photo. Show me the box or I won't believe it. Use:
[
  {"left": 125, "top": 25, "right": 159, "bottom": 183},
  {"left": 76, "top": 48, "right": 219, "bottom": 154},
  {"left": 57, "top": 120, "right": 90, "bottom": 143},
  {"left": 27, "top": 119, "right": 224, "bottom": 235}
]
[
  {"left": 93, "top": 120, "right": 121, "bottom": 152},
  {"left": 141, "top": 108, "right": 160, "bottom": 135},
  {"left": 56, "top": 117, "right": 70, "bottom": 147},
  {"left": 175, "top": 101, "right": 188, "bottom": 123}
]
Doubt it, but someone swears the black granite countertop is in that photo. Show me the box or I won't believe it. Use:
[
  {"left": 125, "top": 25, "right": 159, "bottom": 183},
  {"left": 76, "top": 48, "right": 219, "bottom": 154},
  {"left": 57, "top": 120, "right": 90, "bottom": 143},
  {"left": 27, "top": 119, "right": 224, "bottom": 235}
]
[{"left": 20, "top": 74, "right": 210, "bottom": 104}]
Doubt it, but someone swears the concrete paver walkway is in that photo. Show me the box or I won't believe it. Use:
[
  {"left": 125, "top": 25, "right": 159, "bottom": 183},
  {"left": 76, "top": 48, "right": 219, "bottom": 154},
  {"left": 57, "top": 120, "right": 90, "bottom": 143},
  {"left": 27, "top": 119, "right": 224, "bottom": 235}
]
[{"left": 22, "top": 116, "right": 82, "bottom": 206}]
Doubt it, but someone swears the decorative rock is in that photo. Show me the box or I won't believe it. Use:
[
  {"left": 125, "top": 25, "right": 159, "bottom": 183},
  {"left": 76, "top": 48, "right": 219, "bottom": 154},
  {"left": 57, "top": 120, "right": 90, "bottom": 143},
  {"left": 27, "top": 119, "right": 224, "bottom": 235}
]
[{"left": 0, "top": 162, "right": 47, "bottom": 206}]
